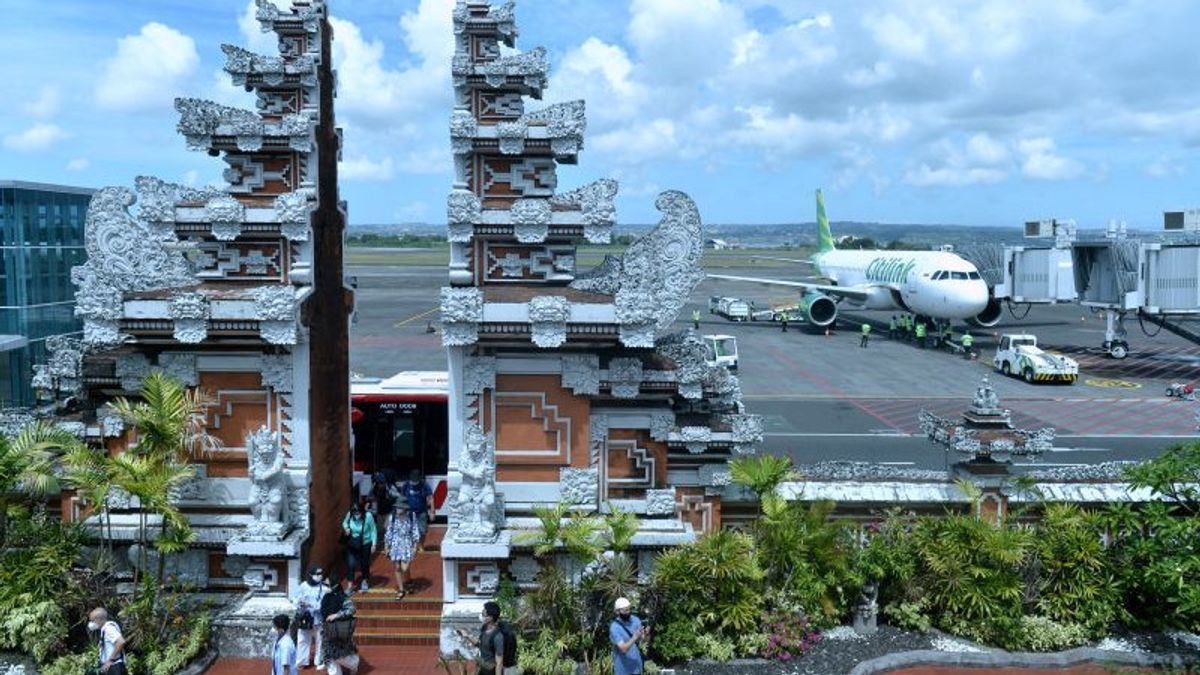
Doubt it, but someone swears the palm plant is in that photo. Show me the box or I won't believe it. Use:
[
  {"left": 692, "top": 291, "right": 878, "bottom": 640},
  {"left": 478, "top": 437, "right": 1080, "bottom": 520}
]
[
  {"left": 0, "top": 421, "right": 85, "bottom": 544},
  {"left": 63, "top": 446, "right": 117, "bottom": 556},
  {"left": 730, "top": 454, "right": 795, "bottom": 500},
  {"left": 516, "top": 501, "right": 572, "bottom": 559},
  {"left": 603, "top": 505, "right": 637, "bottom": 553}
]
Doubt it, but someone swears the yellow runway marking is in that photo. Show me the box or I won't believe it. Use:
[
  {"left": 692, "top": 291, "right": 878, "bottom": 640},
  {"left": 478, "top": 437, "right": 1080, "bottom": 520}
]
[{"left": 393, "top": 307, "right": 438, "bottom": 328}]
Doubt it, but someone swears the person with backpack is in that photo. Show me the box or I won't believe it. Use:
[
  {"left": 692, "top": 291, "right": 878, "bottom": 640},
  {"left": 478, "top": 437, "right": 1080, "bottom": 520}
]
[
  {"left": 368, "top": 471, "right": 399, "bottom": 553},
  {"left": 611, "top": 597, "right": 647, "bottom": 675},
  {"left": 455, "top": 601, "right": 518, "bottom": 675},
  {"left": 321, "top": 575, "right": 360, "bottom": 675},
  {"left": 341, "top": 501, "right": 376, "bottom": 591},
  {"left": 400, "top": 469, "right": 434, "bottom": 552},
  {"left": 87, "top": 607, "right": 126, "bottom": 675},
  {"left": 295, "top": 564, "right": 329, "bottom": 668},
  {"left": 271, "top": 614, "right": 298, "bottom": 675}
]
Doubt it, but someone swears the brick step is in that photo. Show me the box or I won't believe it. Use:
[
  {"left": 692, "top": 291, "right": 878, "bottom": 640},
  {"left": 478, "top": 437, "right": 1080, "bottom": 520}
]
[
  {"left": 354, "top": 597, "right": 443, "bottom": 613},
  {"left": 354, "top": 615, "right": 442, "bottom": 630},
  {"left": 356, "top": 631, "right": 440, "bottom": 647}
]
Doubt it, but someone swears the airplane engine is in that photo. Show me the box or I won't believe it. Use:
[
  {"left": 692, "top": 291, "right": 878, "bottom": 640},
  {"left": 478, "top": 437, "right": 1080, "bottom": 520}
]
[
  {"left": 968, "top": 296, "right": 1003, "bottom": 327},
  {"left": 800, "top": 292, "right": 837, "bottom": 327}
]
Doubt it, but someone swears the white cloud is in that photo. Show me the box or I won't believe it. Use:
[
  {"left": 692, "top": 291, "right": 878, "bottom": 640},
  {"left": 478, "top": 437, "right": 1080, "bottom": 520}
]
[
  {"left": 1146, "top": 155, "right": 1185, "bottom": 178},
  {"left": 628, "top": 0, "right": 746, "bottom": 83},
  {"left": 95, "top": 23, "right": 199, "bottom": 111},
  {"left": 238, "top": 0, "right": 289, "bottom": 52},
  {"left": 593, "top": 119, "right": 681, "bottom": 164},
  {"left": 903, "top": 133, "right": 1012, "bottom": 187},
  {"left": 549, "top": 38, "right": 648, "bottom": 128},
  {"left": 66, "top": 158, "right": 90, "bottom": 171},
  {"left": 1018, "top": 137, "right": 1084, "bottom": 180},
  {"left": 340, "top": 156, "right": 396, "bottom": 182},
  {"left": 24, "top": 86, "right": 61, "bottom": 120},
  {"left": 3, "top": 123, "right": 69, "bottom": 152}
]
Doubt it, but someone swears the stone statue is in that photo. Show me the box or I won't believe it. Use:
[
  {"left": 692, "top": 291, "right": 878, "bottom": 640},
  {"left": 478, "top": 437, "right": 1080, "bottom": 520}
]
[
  {"left": 853, "top": 580, "right": 879, "bottom": 635},
  {"left": 245, "top": 426, "right": 288, "bottom": 540},
  {"left": 972, "top": 375, "right": 1000, "bottom": 412},
  {"left": 452, "top": 424, "right": 500, "bottom": 543}
]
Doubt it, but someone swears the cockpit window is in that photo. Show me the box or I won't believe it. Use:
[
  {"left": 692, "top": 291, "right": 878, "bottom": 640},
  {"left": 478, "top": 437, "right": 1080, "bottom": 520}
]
[
  {"left": 951, "top": 271, "right": 967, "bottom": 280},
  {"left": 968, "top": 271, "right": 981, "bottom": 280},
  {"left": 932, "top": 271, "right": 946, "bottom": 280}
]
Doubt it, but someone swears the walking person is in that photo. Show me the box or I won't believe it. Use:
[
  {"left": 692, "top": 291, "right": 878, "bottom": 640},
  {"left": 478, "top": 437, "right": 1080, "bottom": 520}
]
[
  {"left": 781, "top": 314, "right": 789, "bottom": 332},
  {"left": 271, "top": 614, "right": 298, "bottom": 675},
  {"left": 296, "top": 565, "right": 329, "bottom": 669},
  {"left": 386, "top": 501, "right": 421, "bottom": 599},
  {"left": 342, "top": 501, "right": 376, "bottom": 592},
  {"left": 610, "top": 597, "right": 647, "bottom": 675},
  {"left": 368, "top": 471, "right": 398, "bottom": 553},
  {"left": 401, "top": 469, "right": 435, "bottom": 552},
  {"left": 860, "top": 322, "right": 871, "bottom": 348},
  {"left": 321, "top": 575, "right": 360, "bottom": 675},
  {"left": 692, "top": 308, "right": 701, "bottom": 330},
  {"left": 87, "top": 607, "right": 127, "bottom": 675},
  {"left": 961, "top": 331, "right": 974, "bottom": 359},
  {"left": 455, "top": 601, "right": 511, "bottom": 675},
  {"left": 888, "top": 315, "right": 897, "bottom": 339},
  {"left": 915, "top": 321, "right": 927, "bottom": 349}
]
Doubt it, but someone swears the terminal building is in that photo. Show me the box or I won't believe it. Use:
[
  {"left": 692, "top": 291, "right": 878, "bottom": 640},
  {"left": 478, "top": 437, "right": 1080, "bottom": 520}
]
[{"left": 0, "top": 181, "right": 91, "bottom": 406}]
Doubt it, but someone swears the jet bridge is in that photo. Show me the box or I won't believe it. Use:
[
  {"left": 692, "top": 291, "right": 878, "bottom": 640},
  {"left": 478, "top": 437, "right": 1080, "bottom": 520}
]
[{"left": 965, "top": 220, "right": 1077, "bottom": 325}]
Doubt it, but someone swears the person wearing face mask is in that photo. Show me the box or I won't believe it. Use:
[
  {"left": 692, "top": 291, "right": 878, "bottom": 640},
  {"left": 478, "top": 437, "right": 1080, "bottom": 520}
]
[
  {"left": 454, "top": 601, "right": 515, "bottom": 675},
  {"left": 87, "top": 607, "right": 126, "bottom": 675},
  {"left": 296, "top": 564, "right": 329, "bottom": 669},
  {"left": 271, "top": 614, "right": 298, "bottom": 675},
  {"left": 610, "top": 597, "right": 647, "bottom": 675},
  {"left": 320, "top": 575, "right": 360, "bottom": 675},
  {"left": 400, "top": 469, "right": 434, "bottom": 552},
  {"left": 341, "top": 501, "right": 376, "bottom": 592}
]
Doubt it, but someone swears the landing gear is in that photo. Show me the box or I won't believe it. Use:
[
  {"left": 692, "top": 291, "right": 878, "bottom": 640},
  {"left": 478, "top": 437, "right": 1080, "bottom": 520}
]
[{"left": 1102, "top": 310, "right": 1129, "bottom": 360}]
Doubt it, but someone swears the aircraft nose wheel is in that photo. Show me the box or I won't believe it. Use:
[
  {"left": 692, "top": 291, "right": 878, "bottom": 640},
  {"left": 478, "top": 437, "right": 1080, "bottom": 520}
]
[{"left": 1107, "top": 340, "right": 1128, "bottom": 360}]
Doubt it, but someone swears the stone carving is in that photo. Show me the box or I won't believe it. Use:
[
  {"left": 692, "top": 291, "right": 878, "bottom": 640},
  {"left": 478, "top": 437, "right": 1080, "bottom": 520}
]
[
  {"left": 463, "top": 356, "right": 497, "bottom": 394},
  {"left": 645, "top": 488, "right": 677, "bottom": 516},
  {"left": 512, "top": 199, "right": 552, "bottom": 243},
  {"left": 259, "top": 354, "right": 294, "bottom": 393},
  {"left": 561, "top": 355, "right": 600, "bottom": 396},
  {"left": 158, "top": 353, "right": 199, "bottom": 387},
  {"left": 853, "top": 581, "right": 879, "bottom": 635},
  {"left": 116, "top": 353, "right": 154, "bottom": 392},
  {"left": 698, "top": 464, "right": 733, "bottom": 487},
  {"left": 589, "top": 414, "right": 608, "bottom": 466},
  {"left": 465, "top": 564, "right": 501, "bottom": 595},
  {"left": 725, "top": 414, "right": 764, "bottom": 444},
  {"left": 245, "top": 427, "right": 288, "bottom": 541},
  {"left": 135, "top": 175, "right": 221, "bottom": 224},
  {"left": 496, "top": 121, "right": 528, "bottom": 155},
  {"left": 678, "top": 426, "right": 712, "bottom": 454},
  {"left": 254, "top": 286, "right": 297, "bottom": 345},
  {"left": 972, "top": 375, "right": 1001, "bottom": 413},
  {"left": 255, "top": 0, "right": 322, "bottom": 34},
  {"left": 528, "top": 296, "right": 570, "bottom": 348},
  {"left": 175, "top": 98, "right": 313, "bottom": 153},
  {"left": 552, "top": 178, "right": 618, "bottom": 244},
  {"left": 452, "top": 424, "right": 501, "bottom": 543},
  {"left": 447, "top": 187, "right": 482, "bottom": 242},
  {"left": 222, "top": 44, "right": 316, "bottom": 87},
  {"left": 128, "top": 546, "right": 208, "bottom": 587},
  {"left": 107, "top": 486, "right": 134, "bottom": 510},
  {"left": 221, "top": 555, "right": 251, "bottom": 579},
  {"left": 568, "top": 254, "right": 621, "bottom": 295},
  {"left": 36, "top": 335, "right": 86, "bottom": 396},
  {"left": 559, "top": 468, "right": 599, "bottom": 506},
  {"left": 524, "top": 100, "right": 586, "bottom": 156},
  {"left": 241, "top": 564, "right": 277, "bottom": 591},
  {"left": 169, "top": 292, "right": 210, "bottom": 343},
  {"left": 510, "top": 555, "right": 538, "bottom": 585},
  {"left": 73, "top": 185, "right": 199, "bottom": 346},
  {"left": 607, "top": 358, "right": 643, "bottom": 399},
  {"left": 288, "top": 485, "right": 310, "bottom": 533},
  {"left": 206, "top": 195, "right": 245, "bottom": 241},
  {"left": 441, "top": 287, "right": 483, "bottom": 347},
  {"left": 449, "top": 109, "right": 478, "bottom": 155},
  {"left": 275, "top": 190, "right": 314, "bottom": 241},
  {"left": 454, "top": 46, "right": 549, "bottom": 90},
  {"left": 649, "top": 412, "right": 675, "bottom": 442},
  {"left": 100, "top": 407, "right": 125, "bottom": 438}
]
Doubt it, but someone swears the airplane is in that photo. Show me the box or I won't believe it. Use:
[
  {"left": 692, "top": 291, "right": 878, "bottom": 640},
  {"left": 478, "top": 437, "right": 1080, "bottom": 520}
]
[{"left": 707, "top": 189, "right": 1001, "bottom": 329}]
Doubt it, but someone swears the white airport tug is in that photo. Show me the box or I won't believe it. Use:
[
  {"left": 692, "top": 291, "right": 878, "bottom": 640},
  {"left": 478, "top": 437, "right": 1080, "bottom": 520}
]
[
  {"left": 703, "top": 334, "right": 739, "bottom": 370},
  {"left": 993, "top": 333, "right": 1079, "bottom": 384}
]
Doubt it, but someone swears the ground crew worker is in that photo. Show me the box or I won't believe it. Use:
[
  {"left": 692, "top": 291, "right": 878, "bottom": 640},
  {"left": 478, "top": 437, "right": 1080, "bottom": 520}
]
[
  {"left": 692, "top": 309, "right": 701, "bottom": 330},
  {"left": 941, "top": 324, "right": 953, "bottom": 348},
  {"left": 961, "top": 331, "right": 974, "bottom": 359},
  {"left": 915, "top": 321, "right": 927, "bottom": 348},
  {"left": 903, "top": 314, "right": 913, "bottom": 338},
  {"left": 781, "top": 315, "right": 789, "bottom": 332},
  {"left": 860, "top": 322, "right": 871, "bottom": 348},
  {"left": 888, "top": 316, "right": 897, "bottom": 339}
]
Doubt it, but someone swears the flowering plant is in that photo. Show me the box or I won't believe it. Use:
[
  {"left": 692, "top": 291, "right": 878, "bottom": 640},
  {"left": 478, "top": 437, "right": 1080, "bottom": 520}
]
[{"left": 760, "top": 612, "right": 821, "bottom": 662}]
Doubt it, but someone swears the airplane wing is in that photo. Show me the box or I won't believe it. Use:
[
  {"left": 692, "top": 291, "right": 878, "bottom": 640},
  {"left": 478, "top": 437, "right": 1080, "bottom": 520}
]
[
  {"left": 751, "top": 255, "right": 814, "bottom": 266},
  {"left": 707, "top": 274, "right": 871, "bottom": 302}
]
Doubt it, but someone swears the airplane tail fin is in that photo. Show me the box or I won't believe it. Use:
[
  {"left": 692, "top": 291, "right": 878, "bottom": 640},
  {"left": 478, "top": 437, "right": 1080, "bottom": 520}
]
[{"left": 816, "top": 188, "right": 835, "bottom": 253}]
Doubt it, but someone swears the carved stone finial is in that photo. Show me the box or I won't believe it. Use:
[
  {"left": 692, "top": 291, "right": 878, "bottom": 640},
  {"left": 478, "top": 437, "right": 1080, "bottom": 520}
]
[
  {"left": 451, "top": 424, "right": 502, "bottom": 543},
  {"left": 244, "top": 426, "right": 289, "bottom": 541}
]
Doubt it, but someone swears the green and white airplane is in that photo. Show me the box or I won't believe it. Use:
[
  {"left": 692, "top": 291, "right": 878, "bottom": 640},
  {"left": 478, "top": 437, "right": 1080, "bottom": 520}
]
[{"left": 709, "top": 190, "right": 1000, "bottom": 328}]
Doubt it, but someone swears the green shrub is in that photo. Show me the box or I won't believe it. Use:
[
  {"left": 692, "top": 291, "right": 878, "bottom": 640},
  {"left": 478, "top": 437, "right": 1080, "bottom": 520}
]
[
  {"left": 882, "top": 599, "right": 932, "bottom": 633},
  {"left": 1032, "top": 504, "right": 1125, "bottom": 636},
  {"left": 696, "top": 634, "right": 737, "bottom": 662},
  {"left": 988, "top": 615, "right": 1089, "bottom": 652},
  {"left": 735, "top": 631, "right": 769, "bottom": 658},
  {"left": 649, "top": 618, "right": 702, "bottom": 663},
  {"left": 144, "top": 613, "right": 210, "bottom": 675},
  {"left": 41, "top": 652, "right": 96, "bottom": 675},
  {"left": 650, "top": 529, "right": 763, "bottom": 635},
  {"left": 0, "top": 596, "right": 68, "bottom": 663},
  {"left": 516, "top": 632, "right": 575, "bottom": 675}
]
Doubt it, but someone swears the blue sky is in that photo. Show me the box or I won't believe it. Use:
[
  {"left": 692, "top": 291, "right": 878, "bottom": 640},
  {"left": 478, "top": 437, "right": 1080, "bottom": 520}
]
[{"left": 3, "top": 0, "right": 1200, "bottom": 228}]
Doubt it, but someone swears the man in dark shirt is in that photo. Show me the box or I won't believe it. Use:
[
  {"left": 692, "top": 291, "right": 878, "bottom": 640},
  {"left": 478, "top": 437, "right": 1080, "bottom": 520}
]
[
  {"left": 401, "top": 469, "right": 435, "bottom": 552},
  {"left": 456, "top": 601, "right": 505, "bottom": 675}
]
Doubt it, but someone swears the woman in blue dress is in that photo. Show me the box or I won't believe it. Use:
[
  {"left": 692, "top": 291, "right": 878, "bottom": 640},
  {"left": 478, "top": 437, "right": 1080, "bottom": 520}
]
[{"left": 385, "top": 500, "right": 420, "bottom": 599}]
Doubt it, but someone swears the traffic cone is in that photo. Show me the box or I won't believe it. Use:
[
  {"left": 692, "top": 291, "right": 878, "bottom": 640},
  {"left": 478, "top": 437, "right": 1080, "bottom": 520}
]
[{"left": 825, "top": 328, "right": 830, "bottom": 337}]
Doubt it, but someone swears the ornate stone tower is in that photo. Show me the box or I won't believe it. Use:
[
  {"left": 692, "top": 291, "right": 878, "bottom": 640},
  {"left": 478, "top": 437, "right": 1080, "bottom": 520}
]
[
  {"left": 37, "top": 0, "right": 351, "bottom": 600},
  {"left": 439, "top": 0, "right": 762, "bottom": 650}
]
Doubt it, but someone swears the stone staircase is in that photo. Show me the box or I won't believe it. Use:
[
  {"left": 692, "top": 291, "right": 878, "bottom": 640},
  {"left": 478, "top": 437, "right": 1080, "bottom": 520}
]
[{"left": 354, "top": 593, "right": 442, "bottom": 646}]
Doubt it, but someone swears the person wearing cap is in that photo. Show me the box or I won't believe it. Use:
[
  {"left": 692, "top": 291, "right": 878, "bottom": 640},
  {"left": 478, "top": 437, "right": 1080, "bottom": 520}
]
[
  {"left": 296, "top": 564, "right": 329, "bottom": 669},
  {"left": 610, "top": 597, "right": 647, "bottom": 675}
]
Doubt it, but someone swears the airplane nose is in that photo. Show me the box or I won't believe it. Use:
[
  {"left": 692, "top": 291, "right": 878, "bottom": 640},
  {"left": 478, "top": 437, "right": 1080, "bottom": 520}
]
[{"left": 966, "top": 282, "right": 989, "bottom": 314}]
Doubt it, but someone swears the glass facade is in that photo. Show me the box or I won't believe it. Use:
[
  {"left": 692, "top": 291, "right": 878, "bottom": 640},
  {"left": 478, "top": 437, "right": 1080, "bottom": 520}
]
[{"left": 0, "top": 182, "right": 92, "bottom": 406}]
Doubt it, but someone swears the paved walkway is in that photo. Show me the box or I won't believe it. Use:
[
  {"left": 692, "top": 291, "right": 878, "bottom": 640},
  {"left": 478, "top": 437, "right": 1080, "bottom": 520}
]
[
  {"left": 205, "top": 527, "right": 449, "bottom": 675},
  {"left": 887, "top": 665, "right": 1161, "bottom": 674}
]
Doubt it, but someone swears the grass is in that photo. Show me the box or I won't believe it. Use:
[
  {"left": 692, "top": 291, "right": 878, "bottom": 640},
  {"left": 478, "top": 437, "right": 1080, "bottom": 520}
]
[{"left": 346, "top": 246, "right": 813, "bottom": 269}]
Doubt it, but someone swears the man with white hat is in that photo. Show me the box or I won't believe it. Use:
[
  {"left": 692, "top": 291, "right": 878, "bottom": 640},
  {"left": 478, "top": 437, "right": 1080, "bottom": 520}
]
[{"left": 610, "top": 597, "right": 647, "bottom": 675}]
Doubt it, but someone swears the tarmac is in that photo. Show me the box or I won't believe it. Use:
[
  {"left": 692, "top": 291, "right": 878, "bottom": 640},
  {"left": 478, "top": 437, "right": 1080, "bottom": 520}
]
[{"left": 350, "top": 259, "right": 1200, "bottom": 472}]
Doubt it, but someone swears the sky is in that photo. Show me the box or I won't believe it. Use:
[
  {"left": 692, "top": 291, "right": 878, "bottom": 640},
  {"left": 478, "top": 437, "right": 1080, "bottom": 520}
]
[{"left": 2, "top": 0, "right": 1200, "bottom": 228}]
